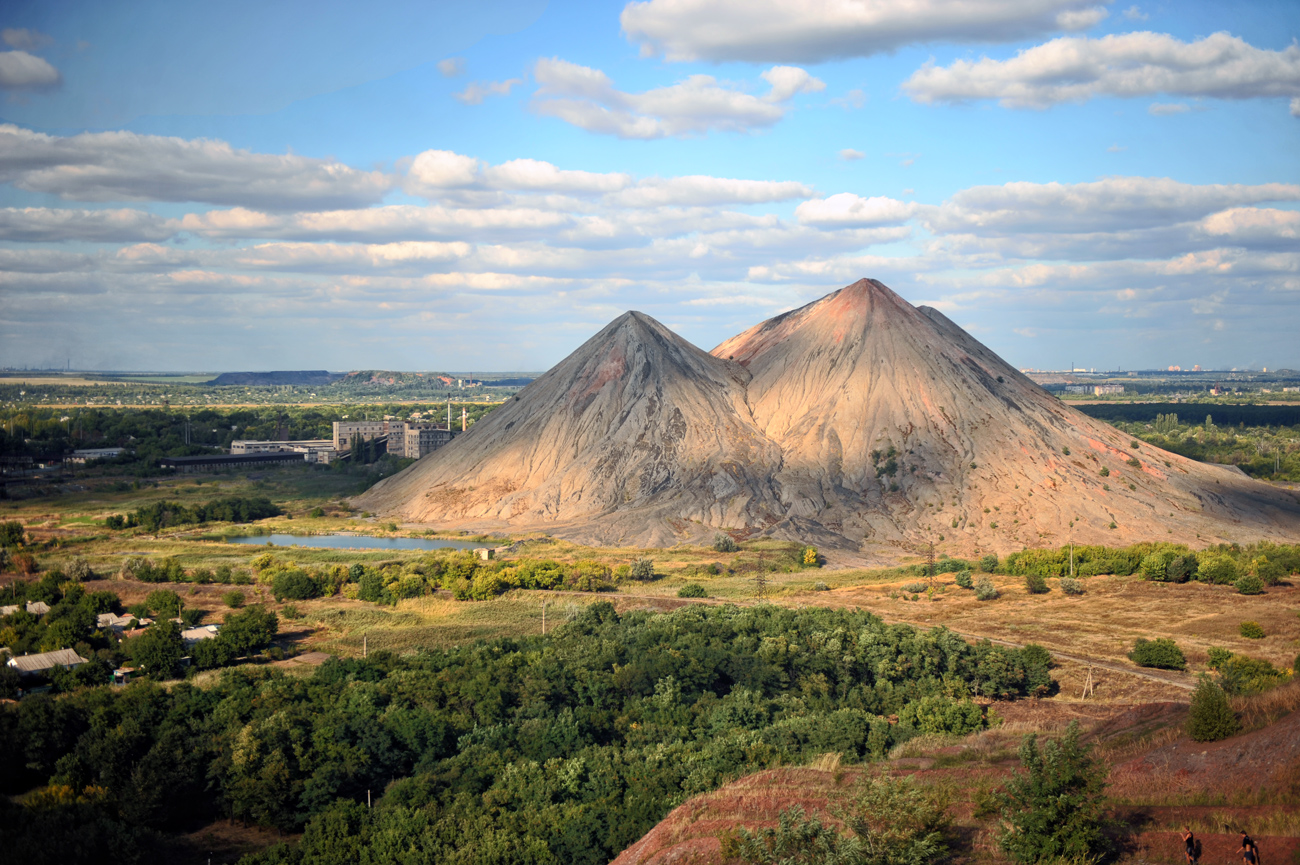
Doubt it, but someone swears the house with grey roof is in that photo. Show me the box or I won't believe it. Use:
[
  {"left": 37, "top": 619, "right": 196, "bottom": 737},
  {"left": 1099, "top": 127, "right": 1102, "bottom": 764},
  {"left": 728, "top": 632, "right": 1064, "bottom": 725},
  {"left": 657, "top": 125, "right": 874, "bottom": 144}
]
[{"left": 7, "top": 648, "right": 89, "bottom": 676}]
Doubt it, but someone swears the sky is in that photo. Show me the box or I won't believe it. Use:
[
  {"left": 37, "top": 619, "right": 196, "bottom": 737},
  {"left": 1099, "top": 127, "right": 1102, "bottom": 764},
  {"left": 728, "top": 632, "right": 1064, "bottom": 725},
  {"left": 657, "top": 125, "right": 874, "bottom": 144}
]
[{"left": 0, "top": 0, "right": 1297, "bottom": 373}]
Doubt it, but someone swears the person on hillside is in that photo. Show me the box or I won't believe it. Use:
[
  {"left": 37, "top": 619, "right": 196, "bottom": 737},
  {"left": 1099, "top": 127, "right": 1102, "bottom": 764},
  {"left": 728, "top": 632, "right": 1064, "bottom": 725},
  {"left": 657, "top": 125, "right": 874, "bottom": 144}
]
[
  {"left": 1238, "top": 830, "right": 1259, "bottom": 865},
  {"left": 1182, "top": 829, "right": 1198, "bottom": 864}
]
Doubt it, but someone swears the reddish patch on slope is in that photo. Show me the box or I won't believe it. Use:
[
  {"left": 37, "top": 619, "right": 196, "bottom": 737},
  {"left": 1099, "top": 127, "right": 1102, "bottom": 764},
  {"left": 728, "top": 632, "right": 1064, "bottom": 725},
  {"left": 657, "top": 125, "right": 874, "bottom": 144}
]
[{"left": 572, "top": 345, "right": 627, "bottom": 401}]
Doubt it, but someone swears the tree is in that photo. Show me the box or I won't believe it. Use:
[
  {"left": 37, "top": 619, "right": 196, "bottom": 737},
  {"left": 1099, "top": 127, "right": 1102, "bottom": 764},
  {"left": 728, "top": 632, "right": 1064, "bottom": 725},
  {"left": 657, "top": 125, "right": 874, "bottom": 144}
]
[
  {"left": 1187, "top": 675, "right": 1239, "bottom": 741},
  {"left": 979, "top": 553, "right": 998, "bottom": 573},
  {"left": 996, "top": 722, "right": 1109, "bottom": 864},
  {"left": 629, "top": 558, "right": 655, "bottom": 581},
  {"left": 219, "top": 604, "right": 278, "bottom": 656},
  {"left": 1128, "top": 638, "right": 1186, "bottom": 670},
  {"left": 271, "top": 569, "right": 318, "bottom": 601},
  {"left": 713, "top": 534, "right": 738, "bottom": 553},
  {"left": 129, "top": 620, "right": 184, "bottom": 680}
]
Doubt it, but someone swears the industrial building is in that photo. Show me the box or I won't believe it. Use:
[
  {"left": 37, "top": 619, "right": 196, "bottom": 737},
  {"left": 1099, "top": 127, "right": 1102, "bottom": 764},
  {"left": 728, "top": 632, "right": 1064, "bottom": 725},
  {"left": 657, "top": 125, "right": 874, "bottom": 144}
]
[
  {"left": 232, "top": 439, "right": 337, "bottom": 463},
  {"left": 402, "top": 424, "right": 453, "bottom": 459}
]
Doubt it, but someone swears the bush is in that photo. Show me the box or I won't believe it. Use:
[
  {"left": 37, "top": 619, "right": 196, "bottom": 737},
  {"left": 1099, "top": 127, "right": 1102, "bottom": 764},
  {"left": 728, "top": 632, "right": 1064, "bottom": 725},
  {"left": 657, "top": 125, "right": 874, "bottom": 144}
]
[
  {"left": 712, "top": 534, "right": 738, "bottom": 553},
  {"left": 801, "top": 547, "right": 819, "bottom": 567},
  {"left": 629, "top": 558, "right": 655, "bottom": 581},
  {"left": 64, "top": 558, "right": 94, "bottom": 581},
  {"left": 144, "top": 589, "right": 182, "bottom": 619},
  {"left": 1060, "top": 577, "right": 1084, "bottom": 595},
  {"left": 974, "top": 576, "right": 998, "bottom": 600},
  {"left": 996, "top": 722, "right": 1110, "bottom": 865},
  {"left": 1128, "top": 637, "right": 1186, "bottom": 670},
  {"left": 1187, "top": 675, "right": 1239, "bottom": 741},
  {"left": 901, "top": 581, "right": 928, "bottom": 594},
  {"left": 1239, "top": 621, "right": 1265, "bottom": 639},
  {"left": 1218, "top": 654, "right": 1288, "bottom": 696},
  {"left": 1250, "top": 556, "right": 1286, "bottom": 586},
  {"left": 1139, "top": 551, "right": 1177, "bottom": 581},
  {"left": 1166, "top": 554, "right": 1198, "bottom": 584},
  {"left": 308, "top": 507, "right": 325, "bottom": 518},
  {"left": 1234, "top": 575, "right": 1264, "bottom": 595},
  {"left": 677, "top": 583, "right": 707, "bottom": 598},
  {"left": 1024, "top": 574, "right": 1049, "bottom": 594},
  {"left": 812, "top": 582, "right": 829, "bottom": 592},
  {"left": 271, "top": 569, "right": 319, "bottom": 602},
  {"left": 1207, "top": 647, "right": 1233, "bottom": 669},
  {"left": 281, "top": 604, "right": 302, "bottom": 619},
  {"left": 1197, "top": 555, "right": 1238, "bottom": 584},
  {"left": 979, "top": 553, "right": 998, "bottom": 573},
  {"left": 955, "top": 570, "right": 973, "bottom": 589},
  {"left": 222, "top": 590, "right": 246, "bottom": 609}
]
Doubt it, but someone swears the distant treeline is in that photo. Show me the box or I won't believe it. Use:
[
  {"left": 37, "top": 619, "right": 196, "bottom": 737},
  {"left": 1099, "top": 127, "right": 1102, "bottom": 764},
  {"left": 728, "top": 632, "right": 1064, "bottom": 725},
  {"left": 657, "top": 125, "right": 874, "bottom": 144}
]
[
  {"left": 107, "top": 496, "right": 281, "bottom": 531},
  {"left": 1078, "top": 402, "right": 1300, "bottom": 426}
]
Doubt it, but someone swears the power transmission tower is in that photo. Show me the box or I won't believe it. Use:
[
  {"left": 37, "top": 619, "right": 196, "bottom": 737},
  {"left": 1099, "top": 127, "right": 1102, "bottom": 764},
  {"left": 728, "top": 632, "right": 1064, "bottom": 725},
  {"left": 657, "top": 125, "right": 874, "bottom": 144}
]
[
  {"left": 753, "top": 550, "right": 768, "bottom": 597},
  {"left": 925, "top": 541, "right": 936, "bottom": 589}
]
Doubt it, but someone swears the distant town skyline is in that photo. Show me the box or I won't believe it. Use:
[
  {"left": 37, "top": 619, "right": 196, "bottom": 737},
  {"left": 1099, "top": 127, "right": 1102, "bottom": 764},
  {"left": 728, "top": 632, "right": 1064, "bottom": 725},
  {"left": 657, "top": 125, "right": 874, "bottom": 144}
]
[{"left": 1, "top": 0, "right": 1297, "bottom": 372}]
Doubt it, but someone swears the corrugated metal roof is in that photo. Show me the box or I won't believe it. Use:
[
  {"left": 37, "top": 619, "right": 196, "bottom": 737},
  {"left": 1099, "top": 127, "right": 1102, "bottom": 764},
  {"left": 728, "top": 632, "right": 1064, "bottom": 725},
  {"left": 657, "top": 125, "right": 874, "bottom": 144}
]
[{"left": 7, "top": 648, "right": 88, "bottom": 673}]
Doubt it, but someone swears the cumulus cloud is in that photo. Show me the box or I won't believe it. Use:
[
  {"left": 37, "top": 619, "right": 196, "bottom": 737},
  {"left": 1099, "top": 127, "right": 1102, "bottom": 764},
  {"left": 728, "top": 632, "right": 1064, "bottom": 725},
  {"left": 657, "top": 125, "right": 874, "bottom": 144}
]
[
  {"left": 0, "top": 50, "right": 61, "bottom": 92},
  {"left": 437, "top": 57, "right": 465, "bottom": 77},
  {"left": 530, "top": 57, "right": 823, "bottom": 138},
  {"left": 454, "top": 78, "right": 523, "bottom": 105},
  {"left": 839, "top": 149, "right": 865, "bottom": 160},
  {"left": 609, "top": 176, "right": 813, "bottom": 207},
  {"left": 1122, "top": 5, "right": 1147, "bottom": 20},
  {"left": 903, "top": 31, "right": 1300, "bottom": 112},
  {"left": 0, "top": 125, "right": 393, "bottom": 210},
  {"left": 620, "top": 0, "right": 1109, "bottom": 63},
  {"left": 795, "top": 193, "right": 917, "bottom": 227},
  {"left": 0, "top": 207, "right": 176, "bottom": 242}
]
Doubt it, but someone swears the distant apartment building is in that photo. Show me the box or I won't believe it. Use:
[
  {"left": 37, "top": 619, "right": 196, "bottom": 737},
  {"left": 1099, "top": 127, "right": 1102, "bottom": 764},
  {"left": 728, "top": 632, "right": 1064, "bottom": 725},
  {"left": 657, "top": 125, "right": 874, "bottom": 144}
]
[
  {"left": 332, "top": 421, "right": 391, "bottom": 451},
  {"left": 402, "top": 424, "right": 453, "bottom": 459},
  {"left": 68, "top": 447, "right": 127, "bottom": 464},
  {"left": 1093, "top": 384, "right": 1125, "bottom": 396}
]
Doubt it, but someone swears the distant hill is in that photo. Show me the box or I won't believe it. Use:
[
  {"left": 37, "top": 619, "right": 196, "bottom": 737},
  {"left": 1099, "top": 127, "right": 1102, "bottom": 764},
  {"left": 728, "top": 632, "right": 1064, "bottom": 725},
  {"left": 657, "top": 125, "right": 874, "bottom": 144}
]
[{"left": 207, "top": 370, "right": 342, "bottom": 386}]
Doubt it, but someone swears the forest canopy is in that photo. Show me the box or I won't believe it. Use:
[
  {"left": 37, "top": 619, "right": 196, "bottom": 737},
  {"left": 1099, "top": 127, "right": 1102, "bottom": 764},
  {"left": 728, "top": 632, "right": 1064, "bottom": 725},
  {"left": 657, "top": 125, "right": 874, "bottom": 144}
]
[{"left": 0, "top": 602, "right": 1053, "bottom": 865}]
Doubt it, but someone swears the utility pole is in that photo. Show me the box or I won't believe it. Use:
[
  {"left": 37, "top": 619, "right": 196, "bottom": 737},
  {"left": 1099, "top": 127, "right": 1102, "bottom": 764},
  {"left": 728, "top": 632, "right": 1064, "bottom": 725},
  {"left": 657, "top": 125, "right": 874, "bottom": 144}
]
[
  {"left": 541, "top": 599, "right": 546, "bottom": 635},
  {"left": 363, "top": 633, "right": 367, "bottom": 658}
]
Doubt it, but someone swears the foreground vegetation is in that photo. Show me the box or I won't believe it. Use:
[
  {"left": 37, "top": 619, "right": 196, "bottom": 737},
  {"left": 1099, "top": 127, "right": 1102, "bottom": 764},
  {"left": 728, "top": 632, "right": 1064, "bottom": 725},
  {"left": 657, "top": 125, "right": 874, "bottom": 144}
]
[{"left": 1, "top": 602, "right": 1052, "bottom": 864}]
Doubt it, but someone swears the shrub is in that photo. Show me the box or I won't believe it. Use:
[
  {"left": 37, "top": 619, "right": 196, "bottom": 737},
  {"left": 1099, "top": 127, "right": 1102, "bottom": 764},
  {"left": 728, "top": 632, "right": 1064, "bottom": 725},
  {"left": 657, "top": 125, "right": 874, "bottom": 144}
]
[
  {"left": 901, "top": 581, "right": 928, "bottom": 593},
  {"left": 281, "top": 604, "right": 302, "bottom": 619},
  {"left": 629, "top": 558, "right": 655, "bottom": 581},
  {"left": 1187, "top": 675, "right": 1239, "bottom": 741},
  {"left": 308, "top": 507, "right": 325, "bottom": 518},
  {"left": 677, "top": 583, "right": 707, "bottom": 598},
  {"left": 955, "top": 569, "right": 973, "bottom": 589},
  {"left": 1060, "top": 577, "right": 1084, "bottom": 595},
  {"left": 996, "top": 722, "right": 1110, "bottom": 865},
  {"left": 272, "top": 569, "right": 319, "bottom": 601},
  {"left": 1197, "top": 555, "right": 1238, "bottom": 584},
  {"left": 144, "top": 589, "right": 183, "bottom": 618},
  {"left": 979, "top": 553, "right": 998, "bottom": 573},
  {"left": 812, "top": 582, "right": 829, "bottom": 591},
  {"left": 713, "top": 534, "right": 738, "bottom": 553},
  {"left": 1099, "top": 466, "right": 1110, "bottom": 477},
  {"left": 974, "top": 576, "right": 998, "bottom": 600},
  {"left": 1239, "top": 621, "right": 1265, "bottom": 639},
  {"left": 1207, "top": 647, "right": 1232, "bottom": 669},
  {"left": 1250, "top": 556, "right": 1285, "bottom": 586},
  {"left": 12, "top": 552, "right": 38, "bottom": 575},
  {"left": 1024, "top": 574, "right": 1049, "bottom": 594},
  {"left": 1139, "top": 551, "right": 1177, "bottom": 581},
  {"left": 1218, "top": 654, "right": 1288, "bottom": 696},
  {"left": 1129, "top": 637, "right": 1186, "bottom": 670},
  {"left": 1234, "top": 575, "right": 1264, "bottom": 595},
  {"left": 222, "top": 590, "right": 246, "bottom": 609},
  {"left": 64, "top": 558, "right": 94, "bottom": 581},
  {"left": 802, "top": 546, "right": 819, "bottom": 566},
  {"left": 1166, "top": 554, "right": 1198, "bottom": 584},
  {"left": 104, "top": 514, "right": 126, "bottom": 529}
]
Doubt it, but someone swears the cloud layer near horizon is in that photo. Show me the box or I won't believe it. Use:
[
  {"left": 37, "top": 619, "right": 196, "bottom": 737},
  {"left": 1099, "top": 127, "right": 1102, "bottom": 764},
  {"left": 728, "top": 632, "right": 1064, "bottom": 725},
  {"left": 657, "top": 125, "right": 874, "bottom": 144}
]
[{"left": 3, "top": 126, "right": 1297, "bottom": 370}]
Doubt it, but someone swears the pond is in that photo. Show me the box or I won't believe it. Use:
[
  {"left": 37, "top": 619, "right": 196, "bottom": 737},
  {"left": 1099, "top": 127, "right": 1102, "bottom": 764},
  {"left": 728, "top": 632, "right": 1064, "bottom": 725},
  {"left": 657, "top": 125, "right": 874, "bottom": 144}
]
[{"left": 223, "top": 533, "right": 488, "bottom": 552}]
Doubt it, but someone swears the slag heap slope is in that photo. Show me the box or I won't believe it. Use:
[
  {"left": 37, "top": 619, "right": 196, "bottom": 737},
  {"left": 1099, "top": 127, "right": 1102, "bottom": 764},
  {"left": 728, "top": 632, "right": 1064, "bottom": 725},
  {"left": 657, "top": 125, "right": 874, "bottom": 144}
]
[
  {"left": 710, "top": 278, "right": 1300, "bottom": 547},
  {"left": 355, "top": 311, "right": 782, "bottom": 546}
]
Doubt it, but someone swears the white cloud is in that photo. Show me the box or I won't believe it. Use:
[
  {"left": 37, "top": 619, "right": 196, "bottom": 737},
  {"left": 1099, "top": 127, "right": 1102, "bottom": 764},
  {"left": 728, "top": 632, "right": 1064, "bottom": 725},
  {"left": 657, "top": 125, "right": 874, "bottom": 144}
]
[
  {"left": 487, "top": 159, "right": 632, "bottom": 194},
  {"left": 926, "top": 176, "right": 1300, "bottom": 234},
  {"left": 1122, "top": 5, "right": 1147, "bottom": 20},
  {"left": 839, "top": 148, "right": 865, "bottom": 160},
  {"left": 0, "top": 50, "right": 60, "bottom": 91},
  {"left": 831, "top": 88, "right": 866, "bottom": 109},
  {"left": 529, "top": 57, "right": 822, "bottom": 139},
  {"left": 620, "top": 0, "right": 1110, "bottom": 63},
  {"left": 1148, "top": 102, "right": 1189, "bottom": 115},
  {"left": 0, "top": 207, "right": 176, "bottom": 242},
  {"left": 454, "top": 78, "right": 523, "bottom": 105},
  {"left": 903, "top": 31, "right": 1300, "bottom": 113},
  {"left": 609, "top": 176, "right": 813, "bottom": 207},
  {"left": 437, "top": 57, "right": 465, "bottom": 77},
  {"left": 1198, "top": 207, "right": 1300, "bottom": 249},
  {"left": 2, "top": 28, "right": 53, "bottom": 52},
  {"left": 405, "top": 149, "right": 483, "bottom": 190},
  {"left": 795, "top": 193, "right": 917, "bottom": 227},
  {"left": 0, "top": 125, "right": 393, "bottom": 210}
]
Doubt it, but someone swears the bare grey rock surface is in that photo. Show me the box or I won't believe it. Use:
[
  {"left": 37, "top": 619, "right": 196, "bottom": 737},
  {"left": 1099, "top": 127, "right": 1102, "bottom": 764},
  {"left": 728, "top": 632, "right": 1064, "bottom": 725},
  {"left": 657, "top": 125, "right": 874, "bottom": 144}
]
[{"left": 356, "top": 279, "right": 1300, "bottom": 551}]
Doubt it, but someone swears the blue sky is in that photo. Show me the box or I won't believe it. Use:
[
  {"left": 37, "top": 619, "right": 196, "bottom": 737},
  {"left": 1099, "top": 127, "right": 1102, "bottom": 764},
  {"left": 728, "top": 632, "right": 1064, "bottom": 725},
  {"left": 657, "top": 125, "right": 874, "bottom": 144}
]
[{"left": 1, "top": 0, "right": 1297, "bottom": 372}]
